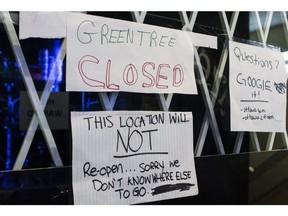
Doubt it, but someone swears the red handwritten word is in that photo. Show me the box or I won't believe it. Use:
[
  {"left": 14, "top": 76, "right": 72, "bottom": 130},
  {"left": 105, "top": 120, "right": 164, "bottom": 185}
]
[{"left": 78, "top": 55, "right": 184, "bottom": 90}]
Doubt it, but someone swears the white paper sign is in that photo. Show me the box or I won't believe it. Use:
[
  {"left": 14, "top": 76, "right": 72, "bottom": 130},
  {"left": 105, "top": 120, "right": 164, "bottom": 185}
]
[
  {"left": 229, "top": 41, "right": 287, "bottom": 132},
  {"left": 66, "top": 12, "right": 197, "bottom": 94},
  {"left": 19, "top": 12, "right": 67, "bottom": 39},
  {"left": 71, "top": 111, "right": 198, "bottom": 204}
]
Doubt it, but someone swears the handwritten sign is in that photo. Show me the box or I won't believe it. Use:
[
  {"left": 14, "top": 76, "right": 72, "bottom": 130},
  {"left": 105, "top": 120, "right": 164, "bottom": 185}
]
[
  {"left": 19, "top": 12, "right": 67, "bottom": 39},
  {"left": 71, "top": 111, "right": 198, "bottom": 204},
  {"left": 66, "top": 12, "right": 198, "bottom": 94},
  {"left": 229, "top": 41, "right": 287, "bottom": 132}
]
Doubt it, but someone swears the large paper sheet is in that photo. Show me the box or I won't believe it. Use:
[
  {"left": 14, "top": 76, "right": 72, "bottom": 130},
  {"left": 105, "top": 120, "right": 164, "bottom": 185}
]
[
  {"left": 19, "top": 12, "right": 67, "bottom": 39},
  {"left": 66, "top": 12, "right": 197, "bottom": 94},
  {"left": 229, "top": 41, "right": 287, "bottom": 132},
  {"left": 71, "top": 111, "right": 198, "bottom": 204}
]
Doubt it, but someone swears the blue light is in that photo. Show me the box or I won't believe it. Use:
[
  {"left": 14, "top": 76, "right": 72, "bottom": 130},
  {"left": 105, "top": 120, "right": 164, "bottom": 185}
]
[
  {"left": 4, "top": 83, "right": 15, "bottom": 170},
  {"left": 38, "top": 40, "right": 63, "bottom": 92}
]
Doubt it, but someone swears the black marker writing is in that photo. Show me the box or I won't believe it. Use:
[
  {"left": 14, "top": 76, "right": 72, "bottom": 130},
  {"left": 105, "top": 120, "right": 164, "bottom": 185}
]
[
  {"left": 241, "top": 106, "right": 266, "bottom": 113},
  {"left": 115, "top": 127, "right": 164, "bottom": 158},
  {"left": 139, "top": 161, "right": 165, "bottom": 173},
  {"left": 169, "top": 113, "right": 189, "bottom": 123},
  {"left": 236, "top": 73, "right": 271, "bottom": 92},
  {"left": 169, "top": 160, "right": 180, "bottom": 168},
  {"left": 115, "top": 187, "right": 146, "bottom": 199},
  {"left": 275, "top": 60, "right": 279, "bottom": 69},
  {"left": 114, "top": 152, "right": 168, "bottom": 158},
  {"left": 92, "top": 178, "right": 115, "bottom": 191},
  {"left": 151, "top": 183, "right": 194, "bottom": 196},
  {"left": 127, "top": 175, "right": 152, "bottom": 186},
  {"left": 240, "top": 99, "right": 268, "bottom": 103},
  {"left": 84, "top": 115, "right": 113, "bottom": 130},
  {"left": 233, "top": 46, "right": 273, "bottom": 70},
  {"left": 83, "top": 162, "right": 123, "bottom": 178},
  {"left": 274, "top": 82, "right": 286, "bottom": 94}
]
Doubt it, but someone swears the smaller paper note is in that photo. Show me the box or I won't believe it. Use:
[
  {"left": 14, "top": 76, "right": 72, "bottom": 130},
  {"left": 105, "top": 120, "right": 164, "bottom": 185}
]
[{"left": 229, "top": 41, "right": 287, "bottom": 132}]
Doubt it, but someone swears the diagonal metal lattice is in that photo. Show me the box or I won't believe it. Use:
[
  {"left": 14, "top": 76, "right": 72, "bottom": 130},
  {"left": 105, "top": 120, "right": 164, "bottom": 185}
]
[
  {"left": 2, "top": 11, "right": 288, "bottom": 171},
  {"left": 1, "top": 11, "right": 63, "bottom": 169},
  {"left": 12, "top": 38, "right": 67, "bottom": 170}
]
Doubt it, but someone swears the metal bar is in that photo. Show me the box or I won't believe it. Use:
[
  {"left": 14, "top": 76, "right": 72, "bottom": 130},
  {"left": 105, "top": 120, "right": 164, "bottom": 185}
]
[
  {"left": 251, "top": 132, "right": 261, "bottom": 152},
  {"left": 13, "top": 38, "right": 67, "bottom": 170},
  {"left": 280, "top": 12, "right": 288, "bottom": 47},
  {"left": 194, "top": 47, "right": 225, "bottom": 155},
  {"left": 109, "top": 92, "right": 119, "bottom": 108},
  {"left": 195, "top": 46, "right": 228, "bottom": 156},
  {"left": 220, "top": 11, "right": 232, "bottom": 39},
  {"left": 157, "top": 94, "right": 169, "bottom": 111},
  {"left": 254, "top": 12, "right": 266, "bottom": 44},
  {"left": 165, "top": 94, "right": 173, "bottom": 108},
  {"left": 233, "top": 132, "right": 245, "bottom": 153},
  {"left": 266, "top": 132, "right": 276, "bottom": 151},
  {"left": 281, "top": 131, "right": 288, "bottom": 149},
  {"left": 196, "top": 12, "right": 239, "bottom": 156},
  {"left": 179, "top": 11, "right": 190, "bottom": 27},
  {"left": 180, "top": 11, "right": 211, "bottom": 156},
  {"left": 189, "top": 11, "right": 198, "bottom": 30},
  {"left": 229, "top": 12, "right": 240, "bottom": 36},
  {"left": 99, "top": 92, "right": 112, "bottom": 111},
  {"left": 179, "top": 11, "right": 198, "bottom": 31},
  {"left": 1, "top": 11, "right": 63, "bottom": 167},
  {"left": 131, "top": 11, "right": 147, "bottom": 23},
  {"left": 263, "top": 12, "right": 273, "bottom": 44}
]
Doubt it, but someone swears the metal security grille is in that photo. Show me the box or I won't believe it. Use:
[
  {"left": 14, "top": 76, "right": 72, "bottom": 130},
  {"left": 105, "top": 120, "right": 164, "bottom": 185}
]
[{"left": 1, "top": 11, "right": 288, "bottom": 171}]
